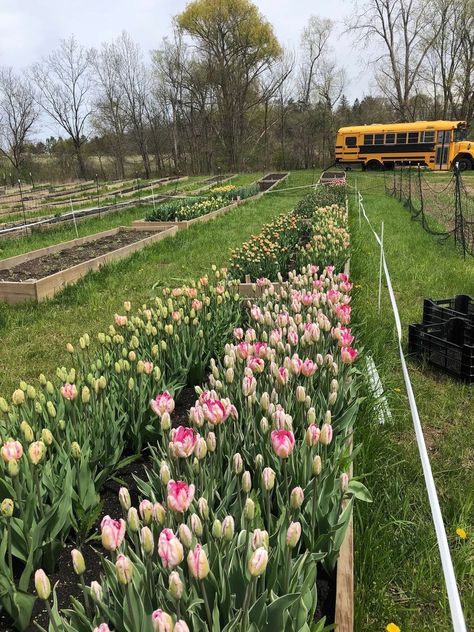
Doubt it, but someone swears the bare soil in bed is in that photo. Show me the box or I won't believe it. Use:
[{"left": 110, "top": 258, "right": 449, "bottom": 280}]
[{"left": 0, "top": 230, "right": 159, "bottom": 282}]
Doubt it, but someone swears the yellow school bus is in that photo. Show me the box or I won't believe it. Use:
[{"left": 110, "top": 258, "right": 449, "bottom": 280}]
[{"left": 335, "top": 120, "right": 474, "bottom": 171}]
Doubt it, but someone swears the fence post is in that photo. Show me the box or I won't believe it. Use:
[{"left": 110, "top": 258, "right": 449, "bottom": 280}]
[
  {"left": 453, "top": 165, "right": 466, "bottom": 258},
  {"left": 378, "top": 222, "right": 384, "bottom": 313}
]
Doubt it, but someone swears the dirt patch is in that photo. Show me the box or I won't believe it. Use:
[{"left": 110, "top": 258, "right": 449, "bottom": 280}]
[{"left": 0, "top": 230, "right": 160, "bottom": 282}]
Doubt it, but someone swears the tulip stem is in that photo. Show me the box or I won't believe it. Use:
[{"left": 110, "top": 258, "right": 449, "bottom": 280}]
[
  {"left": 283, "top": 460, "right": 289, "bottom": 505},
  {"left": 7, "top": 521, "right": 13, "bottom": 577},
  {"left": 34, "top": 469, "right": 45, "bottom": 520},
  {"left": 241, "top": 577, "right": 256, "bottom": 631},
  {"left": 45, "top": 601, "right": 60, "bottom": 632},
  {"left": 79, "top": 573, "right": 91, "bottom": 616},
  {"left": 265, "top": 492, "right": 271, "bottom": 532},
  {"left": 311, "top": 477, "right": 318, "bottom": 546},
  {"left": 200, "top": 581, "right": 212, "bottom": 630}
]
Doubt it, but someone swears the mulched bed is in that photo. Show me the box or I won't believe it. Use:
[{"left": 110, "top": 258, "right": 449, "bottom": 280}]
[{"left": 0, "top": 230, "right": 160, "bottom": 282}]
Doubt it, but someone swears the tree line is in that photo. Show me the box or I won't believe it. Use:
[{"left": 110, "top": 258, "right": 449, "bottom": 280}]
[{"left": 0, "top": 0, "right": 473, "bottom": 182}]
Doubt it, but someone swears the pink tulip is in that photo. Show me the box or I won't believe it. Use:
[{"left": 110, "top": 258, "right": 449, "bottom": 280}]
[
  {"left": 250, "top": 305, "right": 262, "bottom": 320},
  {"left": 286, "top": 521, "right": 302, "bottom": 548},
  {"left": 167, "top": 480, "right": 195, "bottom": 513},
  {"left": 174, "top": 621, "right": 190, "bottom": 632},
  {"left": 301, "top": 359, "right": 316, "bottom": 377},
  {"left": 114, "top": 314, "right": 127, "bottom": 326},
  {"left": 202, "top": 397, "right": 236, "bottom": 425},
  {"left": 242, "top": 375, "right": 257, "bottom": 397},
  {"left": 233, "top": 327, "right": 244, "bottom": 340},
  {"left": 306, "top": 422, "right": 321, "bottom": 445},
  {"left": 115, "top": 554, "right": 133, "bottom": 584},
  {"left": 187, "top": 543, "right": 209, "bottom": 579},
  {"left": 192, "top": 298, "right": 203, "bottom": 311},
  {"left": 340, "top": 473, "right": 349, "bottom": 492},
  {"left": 247, "top": 356, "right": 264, "bottom": 373},
  {"left": 93, "top": 625, "right": 111, "bottom": 632},
  {"left": 253, "top": 342, "right": 268, "bottom": 358},
  {"left": 341, "top": 347, "right": 358, "bottom": 364},
  {"left": 187, "top": 287, "right": 197, "bottom": 299},
  {"left": 1, "top": 440, "right": 23, "bottom": 462},
  {"left": 290, "top": 355, "right": 303, "bottom": 375},
  {"left": 189, "top": 404, "right": 205, "bottom": 427},
  {"left": 143, "top": 361, "right": 154, "bottom": 374},
  {"left": 339, "top": 327, "right": 354, "bottom": 348},
  {"left": 271, "top": 429, "right": 295, "bottom": 459},
  {"left": 269, "top": 328, "right": 282, "bottom": 346},
  {"left": 335, "top": 304, "right": 351, "bottom": 325},
  {"left": 172, "top": 311, "right": 181, "bottom": 322},
  {"left": 327, "top": 289, "right": 341, "bottom": 304},
  {"left": 172, "top": 287, "right": 182, "bottom": 297},
  {"left": 288, "top": 328, "right": 299, "bottom": 346},
  {"left": 248, "top": 547, "right": 268, "bottom": 577},
  {"left": 276, "top": 367, "right": 289, "bottom": 386},
  {"left": 171, "top": 426, "right": 198, "bottom": 458},
  {"left": 150, "top": 391, "right": 175, "bottom": 417},
  {"left": 236, "top": 341, "right": 251, "bottom": 359},
  {"left": 158, "top": 528, "right": 184, "bottom": 568},
  {"left": 256, "top": 277, "right": 269, "bottom": 287},
  {"left": 152, "top": 609, "right": 173, "bottom": 632},
  {"left": 100, "top": 516, "right": 126, "bottom": 551},
  {"left": 319, "top": 423, "right": 333, "bottom": 446},
  {"left": 61, "top": 383, "right": 77, "bottom": 400}
]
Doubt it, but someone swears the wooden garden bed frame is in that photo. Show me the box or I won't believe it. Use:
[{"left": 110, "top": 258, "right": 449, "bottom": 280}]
[
  {"left": 0, "top": 224, "right": 177, "bottom": 304},
  {"left": 259, "top": 171, "right": 290, "bottom": 193},
  {"left": 236, "top": 259, "right": 354, "bottom": 632}
]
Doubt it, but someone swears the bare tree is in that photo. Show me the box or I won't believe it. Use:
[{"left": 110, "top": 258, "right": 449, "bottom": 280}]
[
  {"left": 91, "top": 42, "right": 129, "bottom": 179},
  {"left": 31, "top": 36, "right": 93, "bottom": 179},
  {"left": 349, "top": 0, "right": 439, "bottom": 120},
  {"left": 299, "top": 16, "right": 333, "bottom": 106},
  {"left": 0, "top": 67, "right": 39, "bottom": 171}
]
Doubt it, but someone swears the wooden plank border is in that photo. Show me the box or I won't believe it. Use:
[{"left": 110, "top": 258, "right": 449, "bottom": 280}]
[{"left": 0, "top": 225, "right": 178, "bottom": 304}]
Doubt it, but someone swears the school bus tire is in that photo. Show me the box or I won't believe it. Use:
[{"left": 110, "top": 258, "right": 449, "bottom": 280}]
[
  {"left": 454, "top": 155, "right": 473, "bottom": 171},
  {"left": 365, "top": 160, "right": 384, "bottom": 171}
]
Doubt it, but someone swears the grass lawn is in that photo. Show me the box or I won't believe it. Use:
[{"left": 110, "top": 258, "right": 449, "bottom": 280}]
[
  {"left": 0, "top": 170, "right": 316, "bottom": 394},
  {"left": 348, "top": 171, "right": 474, "bottom": 631}
]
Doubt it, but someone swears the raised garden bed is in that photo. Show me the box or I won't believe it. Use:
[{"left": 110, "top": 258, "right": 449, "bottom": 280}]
[
  {"left": 0, "top": 225, "right": 177, "bottom": 304},
  {"left": 257, "top": 172, "right": 289, "bottom": 192}
]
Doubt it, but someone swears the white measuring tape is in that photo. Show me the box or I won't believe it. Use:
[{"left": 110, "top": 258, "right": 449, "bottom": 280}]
[{"left": 357, "top": 189, "right": 467, "bottom": 632}]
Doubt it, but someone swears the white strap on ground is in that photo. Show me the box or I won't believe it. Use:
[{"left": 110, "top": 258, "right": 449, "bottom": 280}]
[
  {"left": 357, "top": 190, "right": 467, "bottom": 632},
  {"left": 365, "top": 355, "right": 392, "bottom": 424}
]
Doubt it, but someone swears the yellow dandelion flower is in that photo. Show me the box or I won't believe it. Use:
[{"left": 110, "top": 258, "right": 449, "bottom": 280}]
[
  {"left": 386, "top": 624, "right": 400, "bottom": 632},
  {"left": 456, "top": 528, "right": 467, "bottom": 540},
  {"left": 394, "top": 387, "right": 402, "bottom": 393}
]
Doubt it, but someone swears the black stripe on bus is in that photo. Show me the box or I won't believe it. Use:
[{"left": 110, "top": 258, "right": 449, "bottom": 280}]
[{"left": 357, "top": 143, "right": 435, "bottom": 153}]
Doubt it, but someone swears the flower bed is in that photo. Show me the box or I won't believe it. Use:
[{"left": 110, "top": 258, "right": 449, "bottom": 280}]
[
  {"left": 0, "top": 202, "right": 366, "bottom": 630},
  {"left": 229, "top": 192, "right": 349, "bottom": 282}
]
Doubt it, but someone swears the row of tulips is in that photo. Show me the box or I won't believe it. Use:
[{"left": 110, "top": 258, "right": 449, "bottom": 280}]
[
  {"left": 294, "top": 185, "right": 348, "bottom": 217},
  {"left": 229, "top": 192, "right": 349, "bottom": 281},
  {"left": 0, "top": 269, "right": 243, "bottom": 629},
  {"left": 34, "top": 263, "right": 371, "bottom": 631}
]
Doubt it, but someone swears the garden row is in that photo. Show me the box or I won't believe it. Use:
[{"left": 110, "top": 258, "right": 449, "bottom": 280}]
[{"left": 0, "top": 183, "right": 367, "bottom": 631}]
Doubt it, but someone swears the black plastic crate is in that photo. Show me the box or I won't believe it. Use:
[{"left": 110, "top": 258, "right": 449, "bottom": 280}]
[
  {"left": 423, "top": 295, "right": 473, "bottom": 325},
  {"left": 408, "top": 317, "right": 474, "bottom": 383}
]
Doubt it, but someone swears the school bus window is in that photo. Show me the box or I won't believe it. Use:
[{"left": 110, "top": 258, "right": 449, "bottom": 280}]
[
  {"left": 345, "top": 136, "right": 357, "bottom": 147},
  {"left": 364, "top": 134, "right": 373, "bottom": 145},
  {"left": 374, "top": 134, "right": 384, "bottom": 144},
  {"left": 396, "top": 133, "right": 407, "bottom": 144},
  {"left": 386, "top": 133, "right": 395, "bottom": 144},
  {"left": 408, "top": 132, "right": 419, "bottom": 144},
  {"left": 421, "top": 131, "right": 435, "bottom": 143}
]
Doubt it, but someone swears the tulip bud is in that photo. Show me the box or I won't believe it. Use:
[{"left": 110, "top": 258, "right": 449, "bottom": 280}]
[
  {"left": 296, "top": 385, "right": 306, "bottom": 402},
  {"left": 28, "top": 441, "right": 46, "bottom": 465},
  {"left": 194, "top": 437, "right": 207, "bottom": 460},
  {"left": 305, "top": 424, "right": 320, "bottom": 447},
  {"left": 222, "top": 515, "right": 235, "bottom": 541},
  {"left": 12, "top": 389, "right": 25, "bottom": 406},
  {"left": 290, "top": 486, "right": 304, "bottom": 509},
  {"left": 286, "top": 521, "right": 302, "bottom": 548},
  {"left": 58, "top": 419, "right": 66, "bottom": 431},
  {"left": 90, "top": 581, "right": 103, "bottom": 604},
  {"left": 190, "top": 513, "right": 203, "bottom": 536},
  {"left": 248, "top": 547, "right": 268, "bottom": 577},
  {"left": 262, "top": 467, "right": 275, "bottom": 491},
  {"left": 139, "top": 500, "right": 153, "bottom": 525},
  {"left": 128, "top": 507, "right": 140, "bottom": 532},
  {"left": 119, "top": 487, "right": 131, "bottom": 511},
  {"left": 252, "top": 529, "right": 269, "bottom": 550},
  {"left": 7, "top": 459, "right": 19, "bottom": 477},
  {"left": 46, "top": 401, "right": 56, "bottom": 418},
  {"left": 242, "top": 471, "right": 252, "bottom": 493},
  {"left": 115, "top": 554, "right": 133, "bottom": 585},
  {"left": 160, "top": 462, "right": 171, "bottom": 485},
  {"left": 340, "top": 473, "right": 349, "bottom": 493},
  {"left": 0, "top": 397, "right": 9, "bottom": 413},
  {"left": 260, "top": 417, "right": 269, "bottom": 434},
  {"left": 41, "top": 428, "right": 53, "bottom": 446},
  {"left": 161, "top": 412, "right": 171, "bottom": 431},
  {"left": 312, "top": 455, "right": 322, "bottom": 475},
  {"left": 152, "top": 610, "right": 173, "bottom": 632},
  {"left": 168, "top": 571, "right": 184, "bottom": 600},
  {"left": 187, "top": 544, "right": 209, "bottom": 579},
  {"left": 71, "top": 549, "right": 85, "bottom": 575},
  {"left": 141, "top": 527, "right": 154, "bottom": 556},
  {"left": 197, "top": 497, "right": 209, "bottom": 520},
  {"left": 174, "top": 621, "right": 190, "bottom": 632},
  {"left": 178, "top": 523, "right": 193, "bottom": 548},
  {"left": 82, "top": 386, "right": 91, "bottom": 404},
  {"left": 225, "top": 368, "right": 234, "bottom": 383},
  {"left": 71, "top": 441, "right": 81, "bottom": 459},
  {"left": 255, "top": 453, "right": 264, "bottom": 469},
  {"left": 206, "top": 431, "right": 216, "bottom": 452},
  {"left": 244, "top": 497, "right": 255, "bottom": 521},
  {"left": 325, "top": 410, "right": 332, "bottom": 425},
  {"left": 307, "top": 407, "right": 316, "bottom": 424},
  {"left": 153, "top": 502, "right": 166, "bottom": 525},
  {"left": 212, "top": 519, "right": 222, "bottom": 539},
  {"left": 1, "top": 498, "right": 14, "bottom": 517},
  {"left": 260, "top": 392, "right": 270, "bottom": 411},
  {"left": 319, "top": 423, "right": 333, "bottom": 446},
  {"left": 233, "top": 452, "right": 243, "bottom": 474},
  {"left": 35, "top": 569, "right": 51, "bottom": 600}
]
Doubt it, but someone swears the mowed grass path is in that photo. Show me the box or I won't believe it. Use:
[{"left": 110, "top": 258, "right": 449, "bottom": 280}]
[
  {"left": 349, "top": 172, "right": 474, "bottom": 631},
  {"left": 0, "top": 170, "right": 315, "bottom": 394}
]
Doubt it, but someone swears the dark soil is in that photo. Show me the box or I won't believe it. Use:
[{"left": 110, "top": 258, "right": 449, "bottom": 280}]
[{"left": 0, "top": 230, "right": 159, "bottom": 282}]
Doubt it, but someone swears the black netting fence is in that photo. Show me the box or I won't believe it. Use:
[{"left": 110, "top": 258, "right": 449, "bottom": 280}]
[{"left": 385, "top": 166, "right": 474, "bottom": 258}]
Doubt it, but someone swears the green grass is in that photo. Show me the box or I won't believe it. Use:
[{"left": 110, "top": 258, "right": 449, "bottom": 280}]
[
  {"left": 348, "top": 171, "right": 474, "bottom": 631},
  {"left": 0, "top": 173, "right": 312, "bottom": 394}
]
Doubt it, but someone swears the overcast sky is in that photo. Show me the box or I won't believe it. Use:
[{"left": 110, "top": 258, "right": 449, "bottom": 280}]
[{"left": 0, "top": 0, "right": 373, "bottom": 101}]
